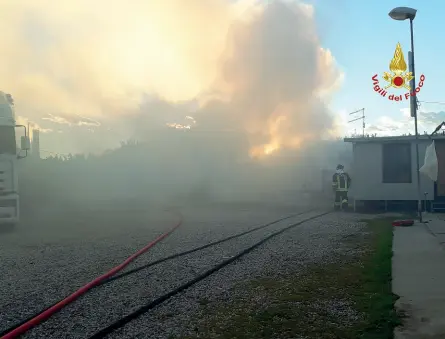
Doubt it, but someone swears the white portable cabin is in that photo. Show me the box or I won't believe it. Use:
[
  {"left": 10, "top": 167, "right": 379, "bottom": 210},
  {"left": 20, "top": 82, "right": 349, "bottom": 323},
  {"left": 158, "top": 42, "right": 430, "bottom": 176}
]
[{"left": 344, "top": 134, "right": 445, "bottom": 212}]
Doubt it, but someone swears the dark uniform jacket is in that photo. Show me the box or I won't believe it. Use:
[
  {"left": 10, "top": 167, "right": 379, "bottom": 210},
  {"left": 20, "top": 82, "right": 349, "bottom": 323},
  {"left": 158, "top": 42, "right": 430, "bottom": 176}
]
[{"left": 332, "top": 172, "right": 351, "bottom": 192}]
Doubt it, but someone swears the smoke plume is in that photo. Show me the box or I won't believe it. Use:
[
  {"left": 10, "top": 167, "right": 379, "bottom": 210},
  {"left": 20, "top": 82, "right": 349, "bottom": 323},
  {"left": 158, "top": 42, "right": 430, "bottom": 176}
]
[{"left": 0, "top": 0, "right": 342, "bottom": 156}]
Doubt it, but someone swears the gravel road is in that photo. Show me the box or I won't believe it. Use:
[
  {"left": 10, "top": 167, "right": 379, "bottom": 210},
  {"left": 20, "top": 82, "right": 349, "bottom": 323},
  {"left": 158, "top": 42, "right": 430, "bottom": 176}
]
[{"left": 0, "top": 198, "right": 363, "bottom": 338}]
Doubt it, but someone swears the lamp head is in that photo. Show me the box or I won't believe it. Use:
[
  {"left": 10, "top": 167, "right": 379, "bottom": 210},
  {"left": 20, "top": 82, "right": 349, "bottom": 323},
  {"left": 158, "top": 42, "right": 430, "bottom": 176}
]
[{"left": 389, "top": 7, "right": 417, "bottom": 21}]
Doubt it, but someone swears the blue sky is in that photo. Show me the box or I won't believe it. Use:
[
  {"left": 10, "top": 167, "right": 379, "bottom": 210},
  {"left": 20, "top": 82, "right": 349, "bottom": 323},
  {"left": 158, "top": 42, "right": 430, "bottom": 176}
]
[{"left": 309, "top": 0, "right": 445, "bottom": 136}]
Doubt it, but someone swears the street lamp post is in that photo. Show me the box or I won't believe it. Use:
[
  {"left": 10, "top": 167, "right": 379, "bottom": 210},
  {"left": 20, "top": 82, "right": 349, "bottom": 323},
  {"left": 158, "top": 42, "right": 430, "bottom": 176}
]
[{"left": 388, "top": 7, "right": 422, "bottom": 222}]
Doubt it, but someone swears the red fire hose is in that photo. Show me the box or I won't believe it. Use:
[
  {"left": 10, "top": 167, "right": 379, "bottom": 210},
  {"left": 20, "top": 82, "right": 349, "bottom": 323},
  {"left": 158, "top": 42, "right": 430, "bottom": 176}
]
[
  {"left": 1, "top": 212, "right": 183, "bottom": 339},
  {"left": 392, "top": 219, "right": 414, "bottom": 227}
]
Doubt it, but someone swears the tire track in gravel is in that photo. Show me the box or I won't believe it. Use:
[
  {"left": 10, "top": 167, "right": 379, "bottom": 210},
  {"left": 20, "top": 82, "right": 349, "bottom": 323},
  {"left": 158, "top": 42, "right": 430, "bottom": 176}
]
[
  {"left": 22, "top": 208, "right": 321, "bottom": 338},
  {"left": 110, "top": 212, "right": 367, "bottom": 339}
]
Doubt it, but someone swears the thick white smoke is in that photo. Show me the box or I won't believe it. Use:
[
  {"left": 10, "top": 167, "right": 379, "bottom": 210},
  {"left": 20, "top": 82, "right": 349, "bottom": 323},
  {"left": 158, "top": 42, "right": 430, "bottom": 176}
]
[{"left": 0, "top": 0, "right": 342, "bottom": 157}]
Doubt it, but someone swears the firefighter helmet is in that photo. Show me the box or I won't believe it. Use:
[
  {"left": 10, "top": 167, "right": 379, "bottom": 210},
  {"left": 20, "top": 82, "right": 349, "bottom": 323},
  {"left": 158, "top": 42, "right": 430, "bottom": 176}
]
[{"left": 336, "top": 164, "right": 344, "bottom": 170}]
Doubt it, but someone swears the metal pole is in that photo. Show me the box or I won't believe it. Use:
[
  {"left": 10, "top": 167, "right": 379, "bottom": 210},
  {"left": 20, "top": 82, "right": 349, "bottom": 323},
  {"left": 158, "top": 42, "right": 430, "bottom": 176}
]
[
  {"left": 362, "top": 108, "right": 365, "bottom": 137},
  {"left": 410, "top": 18, "right": 422, "bottom": 222}
]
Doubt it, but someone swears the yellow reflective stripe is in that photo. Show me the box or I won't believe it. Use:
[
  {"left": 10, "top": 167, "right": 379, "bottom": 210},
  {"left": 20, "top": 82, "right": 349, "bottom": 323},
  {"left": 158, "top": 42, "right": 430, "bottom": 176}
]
[{"left": 335, "top": 174, "right": 348, "bottom": 190}]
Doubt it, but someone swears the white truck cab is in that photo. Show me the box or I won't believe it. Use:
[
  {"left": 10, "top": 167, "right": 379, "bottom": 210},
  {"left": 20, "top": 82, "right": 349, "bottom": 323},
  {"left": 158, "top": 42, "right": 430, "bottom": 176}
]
[{"left": 0, "top": 92, "right": 30, "bottom": 225}]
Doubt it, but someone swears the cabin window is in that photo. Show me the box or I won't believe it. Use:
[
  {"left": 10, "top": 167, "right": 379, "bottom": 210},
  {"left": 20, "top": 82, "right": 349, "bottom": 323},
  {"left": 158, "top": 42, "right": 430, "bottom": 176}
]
[
  {"left": 382, "top": 143, "right": 412, "bottom": 183},
  {"left": 0, "top": 126, "right": 16, "bottom": 155}
]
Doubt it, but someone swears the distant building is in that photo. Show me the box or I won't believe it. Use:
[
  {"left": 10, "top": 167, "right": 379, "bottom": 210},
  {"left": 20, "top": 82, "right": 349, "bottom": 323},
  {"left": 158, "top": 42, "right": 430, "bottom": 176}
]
[
  {"left": 344, "top": 134, "right": 445, "bottom": 212},
  {"left": 31, "top": 129, "right": 40, "bottom": 159}
]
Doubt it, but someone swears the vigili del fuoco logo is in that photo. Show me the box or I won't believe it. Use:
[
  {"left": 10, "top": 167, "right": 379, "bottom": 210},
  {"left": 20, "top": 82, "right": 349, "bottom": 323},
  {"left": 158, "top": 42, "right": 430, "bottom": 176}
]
[{"left": 372, "top": 42, "right": 425, "bottom": 102}]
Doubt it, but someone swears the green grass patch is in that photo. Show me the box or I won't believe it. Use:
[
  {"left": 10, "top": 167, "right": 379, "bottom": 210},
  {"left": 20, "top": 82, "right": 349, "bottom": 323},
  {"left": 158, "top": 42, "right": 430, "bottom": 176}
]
[
  {"left": 355, "top": 217, "right": 403, "bottom": 339},
  {"left": 173, "top": 217, "right": 401, "bottom": 339}
]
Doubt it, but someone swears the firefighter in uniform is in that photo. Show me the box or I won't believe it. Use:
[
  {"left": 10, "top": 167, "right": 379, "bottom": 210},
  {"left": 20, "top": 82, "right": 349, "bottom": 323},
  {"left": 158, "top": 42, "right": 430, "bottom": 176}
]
[{"left": 332, "top": 164, "right": 351, "bottom": 210}]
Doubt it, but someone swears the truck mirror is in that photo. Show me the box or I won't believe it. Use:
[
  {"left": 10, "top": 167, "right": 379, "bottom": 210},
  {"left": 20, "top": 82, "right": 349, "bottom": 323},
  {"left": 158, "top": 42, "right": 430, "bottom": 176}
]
[{"left": 21, "top": 136, "right": 30, "bottom": 151}]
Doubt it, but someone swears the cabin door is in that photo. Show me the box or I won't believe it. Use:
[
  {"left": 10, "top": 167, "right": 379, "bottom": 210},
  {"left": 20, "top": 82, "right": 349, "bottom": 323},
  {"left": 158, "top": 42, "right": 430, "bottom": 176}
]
[{"left": 434, "top": 140, "right": 445, "bottom": 200}]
